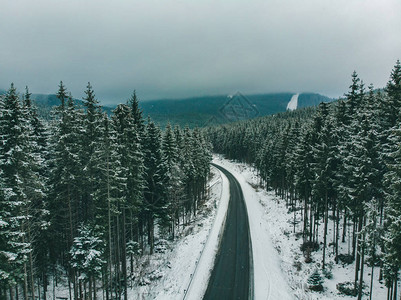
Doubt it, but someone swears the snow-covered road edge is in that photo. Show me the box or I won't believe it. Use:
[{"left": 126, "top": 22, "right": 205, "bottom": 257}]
[
  {"left": 184, "top": 166, "right": 230, "bottom": 300},
  {"left": 213, "top": 157, "right": 294, "bottom": 300}
]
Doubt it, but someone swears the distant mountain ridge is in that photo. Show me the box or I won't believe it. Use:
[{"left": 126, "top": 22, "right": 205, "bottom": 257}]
[
  {"left": 138, "top": 92, "right": 333, "bottom": 127},
  {"left": 0, "top": 89, "right": 333, "bottom": 127}
]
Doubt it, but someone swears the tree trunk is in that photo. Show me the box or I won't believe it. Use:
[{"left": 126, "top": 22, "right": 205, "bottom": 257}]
[
  {"left": 293, "top": 199, "right": 296, "bottom": 233},
  {"left": 335, "top": 208, "right": 340, "bottom": 263},
  {"left": 107, "top": 154, "right": 113, "bottom": 300},
  {"left": 68, "top": 272, "right": 72, "bottom": 300},
  {"left": 303, "top": 191, "right": 308, "bottom": 241},
  {"left": 67, "top": 187, "right": 78, "bottom": 300},
  {"left": 358, "top": 229, "right": 365, "bottom": 300},
  {"left": 53, "top": 272, "right": 56, "bottom": 300},
  {"left": 352, "top": 218, "right": 357, "bottom": 259},
  {"left": 79, "top": 277, "right": 83, "bottom": 300},
  {"left": 115, "top": 213, "right": 121, "bottom": 299},
  {"left": 9, "top": 286, "right": 14, "bottom": 300},
  {"left": 43, "top": 273, "right": 47, "bottom": 300},
  {"left": 342, "top": 208, "right": 347, "bottom": 243},
  {"left": 23, "top": 262, "right": 29, "bottom": 300},
  {"left": 94, "top": 276, "right": 97, "bottom": 300},
  {"left": 315, "top": 216, "right": 319, "bottom": 244},
  {"left": 29, "top": 250, "right": 35, "bottom": 300},
  {"left": 171, "top": 201, "right": 175, "bottom": 239},
  {"left": 322, "top": 191, "right": 329, "bottom": 269},
  {"left": 354, "top": 217, "right": 363, "bottom": 292},
  {"left": 309, "top": 202, "right": 313, "bottom": 242},
  {"left": 89, "top": 277, "right": 92, "bottom": 300},
  {"left": 370, "top": 264, "right": 374, "bottom": 300},
  {"left": 332, "top": 204, "right": 336, "bottom": 253},
  {"left": 36, "top": 277, "right": 41, "bottom": 300},
  {"left": 130, "top": 209, "right": 134, "bottom": 280},
  {"left": 122, "top": 208, "right": 128, "bottom": 300},
  {"left": 103, "top": 267, "right": 108, "bottom": 300}
]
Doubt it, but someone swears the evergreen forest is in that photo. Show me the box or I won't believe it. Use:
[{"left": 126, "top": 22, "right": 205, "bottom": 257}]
[
  {"left": 2, "top": 60, "right": 401, "bottom": 299},
  {"left": 0, "top": 83, "right": 211, "bottom": 299}
]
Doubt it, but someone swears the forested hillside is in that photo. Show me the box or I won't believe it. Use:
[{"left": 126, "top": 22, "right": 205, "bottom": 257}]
[
  {"left": 139, "top": 92, "right": 332, "bottom": 127},
  {"left": 206, "top": 60, "right": 401, "bottom": 299},
  {"left": 0, "top": 90, "right": 332, "bottom": 128},
  {"left": 0, "top": 82, "right": 211, "bottom": 299}
]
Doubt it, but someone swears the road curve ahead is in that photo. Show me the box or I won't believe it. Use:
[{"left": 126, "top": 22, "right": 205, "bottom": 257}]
[{"left": 203, "top": 163, "right": 253, "bottom": 300}]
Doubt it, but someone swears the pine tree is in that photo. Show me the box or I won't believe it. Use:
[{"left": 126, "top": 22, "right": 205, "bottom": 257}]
[
  {"left": 162, "top": 123, "right": 184, "bottom": 238},
  {"left": 56, "top": 81, "right": 68, "bottom": 113},
  {"left": 284, "top": 121, "right": 301, "bottom": 212},
  {"left": 128, "top": 90, "right": 145, "bottom": 134},
  {"left": 294, "top": 126, "right": 314, "bottom": 241},
  {"left": 181, "top": 127, "right": 196, "bottom": 218},
  {"left": 383, "top": 60, "right": 401, "bottom": 129},
  {"left": 191, "top": 128, "right": 211, "bottom": 211},
  {"left": 0, "top": 84, "right": 45, "bottom": 298},
  {"left": 308, "top": 269, "right": 324, "bottom": 291},
  {"left": 81, "top": 83, "right": 103, "bottom": 223},
  {"left": 143, "top": 119, "right": 167, "bottom": 253},
  {"left": 310, "top": 102, "right": 337, "bottom": 268},
  {"left": 23, "top": 86, "right": 48, "bottom": 156},
  {"left": 70, "top": 224, "right": 105, "bottom": 300},
  {"left": 345, "top": 71, "right": 362, "bottom": 116},
  {"left": 48, "top": 88, "right": 84, "bottom": 299},
  {"left": 0, "top": 167, "right": 11, "bottom": 290},
  {"left": 21, "top": 86, "right": 49, "bottom": 299},
  {"left": 362, "top": 198, "right": 383, "bottom": 300},
  {"left": 111, "top": 103, "right": 144, "bottom": 298},
  {"left": 91, "top": 113, "right": 121, "bottom": 299}
]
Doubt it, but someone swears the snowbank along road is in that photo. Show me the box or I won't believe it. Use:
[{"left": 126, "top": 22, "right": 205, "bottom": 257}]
[{"left": 203, "top": 163, "right": 253, "bottom": 300}]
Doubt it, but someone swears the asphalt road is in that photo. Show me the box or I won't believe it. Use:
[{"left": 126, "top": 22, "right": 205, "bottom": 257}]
[{"left": 203, "top": 163, "right": 252, "bottom": 300}]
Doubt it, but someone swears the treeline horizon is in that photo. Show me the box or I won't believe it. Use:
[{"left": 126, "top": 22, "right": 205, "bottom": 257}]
[
  {"left": 0, "top": 82, "right": 211, "bottom": 300},
  {"left": 206, "top": 60, "right": 401, "bottom": 299}
]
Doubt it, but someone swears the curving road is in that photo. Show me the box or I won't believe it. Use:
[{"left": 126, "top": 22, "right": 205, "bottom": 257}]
[{"left": 203, "top": 163, "right": 253, "bottom": 300}]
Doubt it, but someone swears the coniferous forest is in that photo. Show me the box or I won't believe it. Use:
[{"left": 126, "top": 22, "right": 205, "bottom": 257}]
[
  {"left": 0, "top": 82, "right": 211, "bottom": 299},
  {"left": 206, "top": 60, "right": 401, "bottom": 299},
  {"left": 1, "top": 60, "right": 401, "bottom": 300}
]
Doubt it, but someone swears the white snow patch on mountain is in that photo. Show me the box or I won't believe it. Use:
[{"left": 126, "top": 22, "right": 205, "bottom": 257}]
[{"left": 287, "top": 93, "right": 299, "bottom": 111}]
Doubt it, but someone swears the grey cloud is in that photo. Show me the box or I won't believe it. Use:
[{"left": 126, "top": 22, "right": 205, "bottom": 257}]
[{"left": 1, "top": 0, "right": 400, "bottom": 105}]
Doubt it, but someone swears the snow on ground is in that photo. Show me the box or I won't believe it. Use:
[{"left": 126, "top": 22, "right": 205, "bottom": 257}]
[
  {"left": 213, "top": 155, "right": 389, "bottom": 300},
  {"left": 287, "top": 93, "right": 299, "bottom": 111}
]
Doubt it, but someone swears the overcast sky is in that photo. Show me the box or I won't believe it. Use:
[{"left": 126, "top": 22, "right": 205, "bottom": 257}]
[{"left": 1, "top": 0, "right": 400, "bottom": 105}]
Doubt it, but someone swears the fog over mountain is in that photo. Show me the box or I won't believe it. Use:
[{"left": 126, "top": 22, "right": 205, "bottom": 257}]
[{"left": 1, "top": 0, "right": 400, "bottom": 104}]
